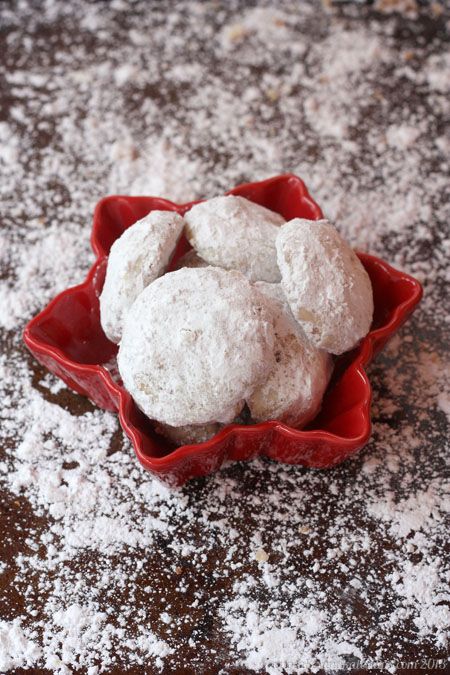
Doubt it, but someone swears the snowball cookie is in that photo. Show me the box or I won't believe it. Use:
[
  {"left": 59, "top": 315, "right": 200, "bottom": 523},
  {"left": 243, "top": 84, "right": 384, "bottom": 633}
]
[
  {"left": 172, "top": 248, "right": 208, "bottom": 270},
  {"left": 184, "top": 195, "right": 285, "bottom": 282},
  {"left": 100, "top": 210, "right": 184, "bottom": 344},
  {"left": 118, "top": 267, "right": 276, "bottom": 427},
  {"left": 248, "top": 282, "right": 333, "bottom": 427},
  {"left": 155, "top": 421, "right": 222, "bottom": 446},
  {"left": 276, "top": 219, "right": 374, "bottom": 355}
]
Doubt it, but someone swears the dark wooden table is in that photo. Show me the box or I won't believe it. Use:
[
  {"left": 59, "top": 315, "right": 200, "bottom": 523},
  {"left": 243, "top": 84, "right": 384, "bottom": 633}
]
[{"left": 1, "top": 1, "right": 449, "bottom": 674}]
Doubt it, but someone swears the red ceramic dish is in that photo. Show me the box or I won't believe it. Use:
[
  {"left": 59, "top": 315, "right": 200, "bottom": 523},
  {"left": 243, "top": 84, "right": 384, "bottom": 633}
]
[{"left": 23, "top": 174, "right": 423, "bottom": 487}]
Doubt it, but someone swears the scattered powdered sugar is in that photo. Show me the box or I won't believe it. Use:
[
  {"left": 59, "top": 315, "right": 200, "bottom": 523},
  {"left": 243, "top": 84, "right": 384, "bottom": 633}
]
[
  {"left": 0, "top": 0, "right": 449, "bottom": 673},
  {"left": 0, "top": 226, "right": 90, "bottom": 331},
  {"left": 0, "top": 620, "right": 41, "bottom": 672},
  {"left": 367, "top": 478, "right": 450, "bottom": 539},
  {"left": 108, "top": 138, "right": 203, "bottom": 202}
]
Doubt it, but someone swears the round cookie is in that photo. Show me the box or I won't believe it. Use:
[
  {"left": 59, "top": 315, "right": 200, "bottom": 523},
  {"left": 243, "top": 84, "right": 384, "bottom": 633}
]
[
  {"left": 100, "top": 210, "right": 184, "bottom": 344},
  {"left": 118, "top": 267, "right": 275, "bottom": 426},
  {"left": 172, "top": 248, "right": 208, "bottom": 271},
  {"left": 248, "top": 282, "right": 333, "bottom": 427},
  {"left": 184, "top": 195, "right": 285, "bottom": 282},
  {"left": 276, "top": 219, "right": 374, "bottom": 355},
  {"left": 155, "top": 422, "right": 222, "bottom": 446}
]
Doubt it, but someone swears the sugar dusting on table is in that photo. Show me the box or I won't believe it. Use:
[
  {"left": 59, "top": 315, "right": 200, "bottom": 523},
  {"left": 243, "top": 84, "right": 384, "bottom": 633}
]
[{"left": 0, "top": 1, "right": 449, "bottom": 673}]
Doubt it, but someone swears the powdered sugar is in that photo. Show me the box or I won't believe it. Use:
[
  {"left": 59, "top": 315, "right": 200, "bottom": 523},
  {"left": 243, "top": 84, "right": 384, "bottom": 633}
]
[
  {"left": 118, "top": 267, "right": 275, "bottom": 425},
  {"left": 184, "top": 195, "right": 285, "bottom": 282},
  {"left": 99, "top": 209, "right": 184, "bottom": 343},
  {"left": 0, "top": 620, "right": 41, "bottom": 672},
  {"left": 0, "top": 0, "right": 449, "bottom": 672},
  {"left": 367, "top": 478, "right": 450, "bottom": 539},
  {"left": 276, "top": 218, "right": 374, "bottom": 354},
  {"left": 249, "top": 281, "right": 332, "bottom": 426},
  {"left": 108, "top": 138, "right": 203, "bottom": 202}
]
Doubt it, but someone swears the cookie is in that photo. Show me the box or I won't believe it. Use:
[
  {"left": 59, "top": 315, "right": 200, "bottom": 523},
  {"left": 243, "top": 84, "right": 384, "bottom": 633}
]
[
  {"left": 276, "top": 219, "right": 374, "bottom": 355},
  {"left": 118, "top": 267, "right": 275, "bottom": 426},
  {"left": 172, "top": 248, "right": 208, "bottom": 270},
  {"left": 155, "top": 421, "right": 222, "bottom": 446},
  {"left": 100, "top": 210, "right": 184, "bottom": 343},
  {"left": 248, "top": 282, "right": 333, "bottom": 427},
  {"left": 184, "top": 195, "right": 285, "bottom": 282}
]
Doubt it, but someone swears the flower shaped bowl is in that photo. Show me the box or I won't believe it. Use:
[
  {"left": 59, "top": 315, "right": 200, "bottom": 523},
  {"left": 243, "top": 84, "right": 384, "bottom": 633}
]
[{"left": 23, "top": 174, "right": 423, "bottom": 487}]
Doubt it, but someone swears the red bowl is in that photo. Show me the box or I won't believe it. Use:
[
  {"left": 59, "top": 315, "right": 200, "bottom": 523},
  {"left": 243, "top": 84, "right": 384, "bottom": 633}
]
[{"left": 23, "top": 174, "right": 423, "bottom": 487}]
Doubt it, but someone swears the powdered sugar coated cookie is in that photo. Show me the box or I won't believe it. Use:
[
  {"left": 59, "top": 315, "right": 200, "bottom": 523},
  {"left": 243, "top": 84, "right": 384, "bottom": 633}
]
[
  {"left": 248, "top": 282, "right": 333, "bottom": 427},
  {"left": 172, "top": 248, "right": 208, "bottom": 270},
  {"left": 276, "top": 219, "right": 374, "bottom": 355},
  {"left": 100, "top": 210, "right": 184, "bottom": 344},
  {"left": 118, "top": 267, "right": 275, "bottom": 426},
  {"left": 184, "top": 195, "right": 285, "bottom": 282},
  {"left": 155, "top": 421, "right": 222, "bottom": 446}
]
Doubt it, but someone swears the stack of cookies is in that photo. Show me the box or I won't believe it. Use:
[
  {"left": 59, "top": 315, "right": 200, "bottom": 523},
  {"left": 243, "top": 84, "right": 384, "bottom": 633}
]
[{"left": 100, "top": 196, "right": 373, "bottom": 446}]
